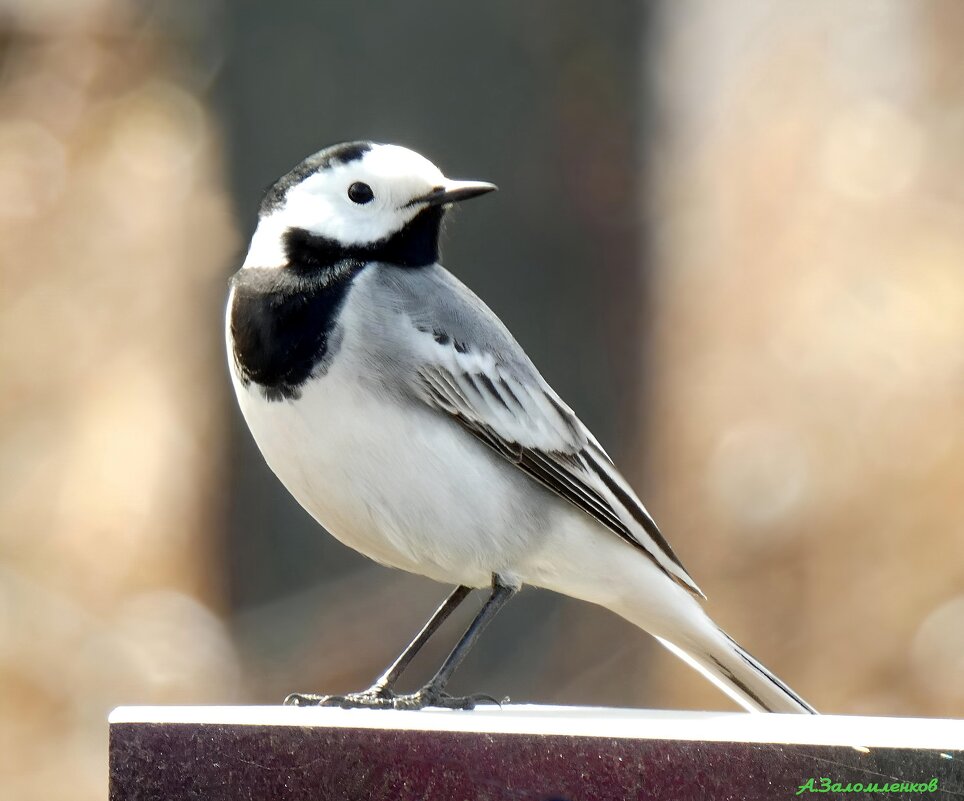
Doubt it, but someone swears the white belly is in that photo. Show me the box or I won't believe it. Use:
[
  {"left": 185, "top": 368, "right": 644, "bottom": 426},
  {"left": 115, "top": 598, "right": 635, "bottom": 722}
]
[{"left": 230, "top": 353, "right": 552, "bottom": 588}]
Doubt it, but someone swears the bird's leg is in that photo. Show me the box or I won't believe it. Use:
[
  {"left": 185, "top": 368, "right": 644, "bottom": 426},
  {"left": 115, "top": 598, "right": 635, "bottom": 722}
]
[
  {"left": 285, "top": 584, "right": 472, "bottom": 708},
  {"left": 392, "top": 576, "right": 517, "bottom": 711}
]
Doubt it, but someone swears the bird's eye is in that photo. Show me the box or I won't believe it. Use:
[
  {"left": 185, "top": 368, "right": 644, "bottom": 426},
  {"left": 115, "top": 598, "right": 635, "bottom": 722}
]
[{"left": 347, "top": 182, "right": 374, "bottom": 204}]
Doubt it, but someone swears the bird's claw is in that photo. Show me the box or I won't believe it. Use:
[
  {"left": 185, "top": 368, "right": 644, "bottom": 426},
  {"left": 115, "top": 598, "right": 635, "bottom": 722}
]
[
  {"left": 283, "top": 687, "right": 502, "bottom": 711},
  {"left": 390, "top": 689, "right": 502, "bottom": 710},
  {"left": 283, "top": 686, "right": 395, "bottom": 709}
]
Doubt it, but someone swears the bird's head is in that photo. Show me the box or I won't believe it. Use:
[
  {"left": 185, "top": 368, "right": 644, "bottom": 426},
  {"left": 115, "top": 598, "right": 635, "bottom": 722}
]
[{"left": 243, "top": 142, "right": 496, "bottom": 271}]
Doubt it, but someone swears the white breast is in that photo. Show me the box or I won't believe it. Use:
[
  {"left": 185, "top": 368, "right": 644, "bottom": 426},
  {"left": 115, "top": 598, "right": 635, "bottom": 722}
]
[{"left": 225, "top": 285, "right": 549, "bottom": 588}]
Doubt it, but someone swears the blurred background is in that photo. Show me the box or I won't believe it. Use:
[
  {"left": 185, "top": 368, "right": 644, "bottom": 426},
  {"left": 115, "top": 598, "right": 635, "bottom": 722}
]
[{"left": 2, "top": 0, "right": 963, "bottom": 798}]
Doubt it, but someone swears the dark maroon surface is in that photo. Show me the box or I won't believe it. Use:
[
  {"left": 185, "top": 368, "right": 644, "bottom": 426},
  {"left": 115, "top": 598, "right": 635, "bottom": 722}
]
[{"left": 109, "top": 721, "right": 961, "bottom": 801}]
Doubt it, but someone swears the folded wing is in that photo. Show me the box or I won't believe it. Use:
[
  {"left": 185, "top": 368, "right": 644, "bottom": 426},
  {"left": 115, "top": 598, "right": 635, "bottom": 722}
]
[{"left": 413, "top": 337, "right": 703, "bottom": 599}]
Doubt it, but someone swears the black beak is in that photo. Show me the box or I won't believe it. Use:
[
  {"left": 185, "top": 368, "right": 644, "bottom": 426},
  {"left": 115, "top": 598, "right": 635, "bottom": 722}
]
[{"left": 409, "top": 180, "right": 498, "bottom": 208}]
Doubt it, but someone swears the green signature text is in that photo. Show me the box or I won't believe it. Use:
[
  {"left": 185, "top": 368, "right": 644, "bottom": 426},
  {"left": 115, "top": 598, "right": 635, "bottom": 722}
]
[{"left": 796, "top": 777, "right": 939, "bottom": 795}]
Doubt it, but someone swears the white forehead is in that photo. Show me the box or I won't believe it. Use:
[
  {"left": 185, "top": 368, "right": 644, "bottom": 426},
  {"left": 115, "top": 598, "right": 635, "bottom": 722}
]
[{"left": 356, "top": 144, "right": 446, "bottom": 183}]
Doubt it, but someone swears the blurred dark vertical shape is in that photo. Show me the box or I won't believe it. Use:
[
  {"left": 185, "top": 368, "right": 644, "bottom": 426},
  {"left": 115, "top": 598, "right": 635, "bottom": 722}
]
[{"left": 212, "top": 2, "right": 658, "bottom": 705}]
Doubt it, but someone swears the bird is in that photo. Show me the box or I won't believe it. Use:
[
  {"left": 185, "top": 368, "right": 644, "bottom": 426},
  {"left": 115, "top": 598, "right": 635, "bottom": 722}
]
[{"left": 226, "top": 141, "right": 816, "bottom": 714}]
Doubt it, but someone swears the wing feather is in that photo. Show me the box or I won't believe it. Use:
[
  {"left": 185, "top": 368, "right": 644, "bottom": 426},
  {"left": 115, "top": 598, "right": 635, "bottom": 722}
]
[{"left": 414, "top": 339, "right": 703, "bottom": 598}]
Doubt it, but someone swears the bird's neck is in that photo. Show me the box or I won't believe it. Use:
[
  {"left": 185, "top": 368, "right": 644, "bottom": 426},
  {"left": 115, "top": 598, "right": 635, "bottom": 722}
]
[
  {"left": 229, "top": 205, "right": 446, "bottom": 401},
  {"left": 257, "top": 205, "right": 445, "bottom": 275}
]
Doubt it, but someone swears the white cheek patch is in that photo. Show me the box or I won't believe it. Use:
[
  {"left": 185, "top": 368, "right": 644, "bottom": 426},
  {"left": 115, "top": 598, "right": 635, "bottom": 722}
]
[
  {"left": 241, "top": 215, "right": 289, "bottom": 269},
  {"left": 283, "top": 158, "right": 430, "bottom": 247}
]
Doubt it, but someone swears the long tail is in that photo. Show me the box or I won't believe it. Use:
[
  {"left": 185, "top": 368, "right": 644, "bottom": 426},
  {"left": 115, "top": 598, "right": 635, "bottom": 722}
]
[
  {"left": 532, "top": 513, "right": 817, "bottom": 713},
  {"left": 656, "top": 625, "right": 817, "bottom": 713}
]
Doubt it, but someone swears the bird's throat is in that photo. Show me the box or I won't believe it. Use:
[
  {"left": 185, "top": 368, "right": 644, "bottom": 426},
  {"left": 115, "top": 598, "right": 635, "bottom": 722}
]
[{"left": 284, "top": 204, "right": 445, "bottom": 273}]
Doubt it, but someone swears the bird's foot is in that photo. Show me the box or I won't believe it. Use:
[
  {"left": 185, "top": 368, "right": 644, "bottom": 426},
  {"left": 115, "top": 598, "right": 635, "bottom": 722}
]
[
  {"left": 283, "top": 685, "right": 396, "bottom": 709},
  {"left": 389, "top": 688, "right": 502, "bottom": 711},
  {"left": 284, "top": 686, "right": 503, "bottom": 711}
]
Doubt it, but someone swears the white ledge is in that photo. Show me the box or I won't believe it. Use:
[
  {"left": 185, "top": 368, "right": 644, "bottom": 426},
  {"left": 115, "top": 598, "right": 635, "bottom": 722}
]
[{"left": 109, "top": 704, "right": 964, "bottom": 751}]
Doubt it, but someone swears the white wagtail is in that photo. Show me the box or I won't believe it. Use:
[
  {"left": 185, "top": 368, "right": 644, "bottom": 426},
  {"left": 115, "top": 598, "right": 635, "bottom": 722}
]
[{"left": 227, "top": 142, "right": 816, "bottom": 713}]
